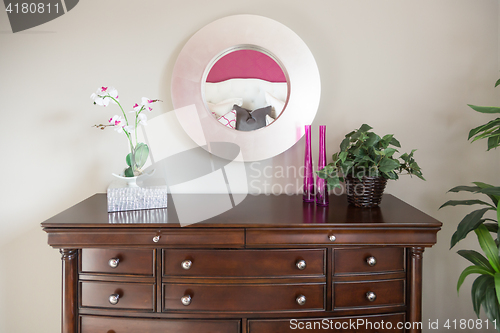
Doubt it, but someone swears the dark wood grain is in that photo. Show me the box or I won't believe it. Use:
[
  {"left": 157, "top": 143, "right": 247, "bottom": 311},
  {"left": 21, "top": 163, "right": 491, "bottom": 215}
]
[
  {"left": 81, "top": 248, "right": 154, "bottom": 276},
  {"left": 246, "top": 228, "right": 438, "bottom": 247},
  {"left": 80, "top": 281, "right": 155, "bottom": 311},
  {"left": 60, "top": 249, "right": 77, "bottom": 333},
  {"left": 163, "top": 249, "right": 325, "bottom": 278},
  {"left": 333, "top": 279, "right": 405, "bottom": 309},
  {"left": 47, "top": 228, "right": 245, "bottom": 248},
  {"left": 408, "top": 247, "right": 424, "bottom": 333},
  {"left": 162, "top": 283, "right": 325, "bottom": 312},
  {"left": 42, "top": 194, "right": 440, "bottom": 333},
  {"left": 80, "top": 315, "right": 240, "bottom": 333},
  {"left": 333, "top": 247, "right": 405, "bottom": 275},
  {"left": 41, "top": 193, "right": 442, "bottom": 229}
]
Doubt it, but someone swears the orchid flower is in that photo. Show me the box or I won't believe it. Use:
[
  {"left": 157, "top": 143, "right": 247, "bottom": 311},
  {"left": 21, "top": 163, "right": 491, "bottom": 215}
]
[
  {"left": 108, "top": 115, "right": 124, "bottom": 126},
  {"left": 123, "top": 125, "right": 135, "bottom": 135},
  {"left": 107, "top": 115, "right": 125, "bottom": 133},
  {"left": 132, "top": 103, "right": 141, "bottom": 112},
  {"left": 137, "top": 113, "right": 147, "bottom": 126},
  {"left": 92, "top": 86, "right": 161, "bottom": 177},
  {"left": 141, "top": 97, "right": 157, "bottom": 112},
  {"left": 91, "top": 86, "right": 119, "bottom": 106}
]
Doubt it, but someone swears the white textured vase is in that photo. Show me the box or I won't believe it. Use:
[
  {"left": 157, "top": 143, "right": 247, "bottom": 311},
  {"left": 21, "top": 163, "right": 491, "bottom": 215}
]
[
  {"left": 111, "top": 173, "right": 139, "bottom": 187},
  {"left": 111, "top": 169, "right": 155, "bottom": 188}
]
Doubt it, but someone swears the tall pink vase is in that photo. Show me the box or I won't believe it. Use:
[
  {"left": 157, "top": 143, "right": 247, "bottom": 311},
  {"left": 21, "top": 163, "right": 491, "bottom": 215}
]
[
  {"left": 303, "top": 125, "right": 315, "bottom": 202},
  {"left": 316, "top": 125, "right": 329, "bottom": 206}
]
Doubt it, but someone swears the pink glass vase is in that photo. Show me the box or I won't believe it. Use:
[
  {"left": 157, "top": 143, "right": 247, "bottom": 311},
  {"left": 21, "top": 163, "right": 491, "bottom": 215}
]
[
  {"left": 303, "top": 125, "right": 315, "bottom": 202},
  {"left": 316, "top": 125, "right": 329, "bottom": 206}
]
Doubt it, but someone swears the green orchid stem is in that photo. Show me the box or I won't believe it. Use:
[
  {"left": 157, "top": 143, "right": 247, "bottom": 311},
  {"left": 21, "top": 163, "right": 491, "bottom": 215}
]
[
  {"left": 105, "top": 94, "right": 137, "bottom": 160},
  {"left": 135, "top": 106, "right": 145, "bottom": 145},
  {"left": 107, "top": 95, "right": 129, "bottom": 127}
]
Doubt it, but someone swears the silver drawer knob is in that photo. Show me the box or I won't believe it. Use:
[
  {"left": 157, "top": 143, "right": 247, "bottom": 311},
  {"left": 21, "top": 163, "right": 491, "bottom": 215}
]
[
  {"left": 109, "top": 294, "right": 120, "bottom": 305},
  {"left": 108, "top": 258, "right": 120, "bottom": 268},
  {"left": 181, "top": 295, "right": 192, "bottom": 306},
  {"left": 181, "top": 260, "right": 192, "bottom": 270},
  {"left": 366, "top": 291, "right": 377, "bottom": 302},
  {"left": 296, "top": 295, "right": 306, "bottom": 306},
  {"left": 366, "top": 256, "right": 377, "bottom": 267},
  {"left": 296, "top": 260, "right": 307, "bottom": 270},
  {"left": 152, "top": 235, "right": 160, "bottom": 243},
  {"left": 329, "top": 235, "right": 336, "bottom": 242}
]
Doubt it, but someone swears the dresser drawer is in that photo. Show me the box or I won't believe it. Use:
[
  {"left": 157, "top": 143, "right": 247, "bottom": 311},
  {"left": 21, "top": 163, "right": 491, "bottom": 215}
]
[
  {"left": 163, "top": 249, "right": 325, "bottom": 277},
  {"left": 333, "top": 279, "right": 405, "bottom": 309},
  {"left": 248, "top": 312, "right": 405, "bottom": 332},
  {"left": 81, "top": 248, "right": 154, "bottom": 276},
  {"left": 163, "top": 283, "right": 325, "bottom": 312},
  {"left": 80, "top": 281, "right": 155, "bottom": 311},
  {"left": 80, "top": 315, "right": 240, "bottom": 333},
  {"left": 334, "top": 247, "right": 404, "bottom": 275},
  {"left": 48, "top": 228, "right": 245, "bottom": 247},
  {"left": 246, "top": 228, "right": 436, "bottom": 246}
]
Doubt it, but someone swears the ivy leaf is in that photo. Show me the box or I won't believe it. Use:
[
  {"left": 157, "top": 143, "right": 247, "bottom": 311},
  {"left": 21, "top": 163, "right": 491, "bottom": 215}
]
[
  {"left": 358, "top": 124, "right": 373, "bottom": 132},
  {"left": 383, "top": 148, "right": 398, "bottom": 157},
  {"left": 339, "top": 151, "right": 348, "bottom": 163},
  {"left": 378, "top": 158, "right": 400, "bottom": 173},
  {"left": 383, "top": 170, "right": 398, "bottom": 180},
  {"left": 340, "top": 137, "right": 351, "bottom": 151},
  {"left": 378, "top": 134, "right": 393, "bottom": 149},
  {"left": 326, "top": 176, "right": 341, "bottom": 190},
  {"left": 365, "top": 132, "right": 380, "bottom": 147},
  {"left": 316, "top": 169, "right": 329, "bottom": 179},
  {"left": 389, "top": 137, "right": 401, "bottom": 148}
]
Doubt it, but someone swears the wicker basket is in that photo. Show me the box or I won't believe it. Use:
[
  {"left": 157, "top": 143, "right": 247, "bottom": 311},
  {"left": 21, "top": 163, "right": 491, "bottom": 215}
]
[{"left": 345, "top": 175, "right": 388, "bottom": 208}]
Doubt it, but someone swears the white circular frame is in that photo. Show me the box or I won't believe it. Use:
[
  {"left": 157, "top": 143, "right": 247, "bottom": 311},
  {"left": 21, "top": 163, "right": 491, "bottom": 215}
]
[{"left": 171, "top": 15, "right": 321, "bottom": 162}]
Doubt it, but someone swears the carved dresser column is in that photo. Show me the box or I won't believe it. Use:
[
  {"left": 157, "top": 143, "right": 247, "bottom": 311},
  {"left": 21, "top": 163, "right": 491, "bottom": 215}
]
[
  {"left": 60, "top": 249, "right": 77, "bottom": 333},
  {"left": 408, "top": 247, "right": 425, "bottom": 333}
]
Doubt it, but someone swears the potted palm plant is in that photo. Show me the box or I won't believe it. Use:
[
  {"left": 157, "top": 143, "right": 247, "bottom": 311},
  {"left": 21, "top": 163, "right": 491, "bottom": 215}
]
[
  {"left": 440, "top": 82, "right": 500, "bottom": 328},
  {"left": 317, "top": 124, "right": 425, "bottom": 207}
]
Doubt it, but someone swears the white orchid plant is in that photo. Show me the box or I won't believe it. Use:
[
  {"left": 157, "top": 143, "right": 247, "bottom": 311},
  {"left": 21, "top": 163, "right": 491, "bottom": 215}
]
[{"left": 91, "top": 86, "right": 160, "bottom": 177}]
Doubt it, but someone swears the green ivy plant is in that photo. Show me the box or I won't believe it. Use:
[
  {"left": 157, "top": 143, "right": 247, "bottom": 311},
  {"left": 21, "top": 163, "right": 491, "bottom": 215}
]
[
  {"left": 440, "top": 80, "right": 500, "bottom": 329},
  {"left": 317, "top": 124, "right": 425, "bottom": 190}
]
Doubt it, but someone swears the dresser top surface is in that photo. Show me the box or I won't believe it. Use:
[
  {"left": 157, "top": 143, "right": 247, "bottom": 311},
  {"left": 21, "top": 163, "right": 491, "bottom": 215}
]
[{"left": 41, "top": 193, "right": 442, "bottom": 229}]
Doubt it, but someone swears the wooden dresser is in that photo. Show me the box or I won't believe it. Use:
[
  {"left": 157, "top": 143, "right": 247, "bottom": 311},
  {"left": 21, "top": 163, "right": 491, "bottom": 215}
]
[{"left": 41, "top": 193, "right": 441, "bottom": 333}]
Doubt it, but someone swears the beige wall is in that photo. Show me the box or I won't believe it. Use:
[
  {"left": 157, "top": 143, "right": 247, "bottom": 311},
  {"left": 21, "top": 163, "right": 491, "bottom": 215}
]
[{"left": 1, "top": 1, "right": 499, "bottom": 332}]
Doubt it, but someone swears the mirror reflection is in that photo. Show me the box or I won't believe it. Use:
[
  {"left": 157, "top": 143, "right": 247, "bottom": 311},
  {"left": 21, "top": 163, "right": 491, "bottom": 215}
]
[{"left": 204, "top": 48, "right": 288, "bottom": 131}]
